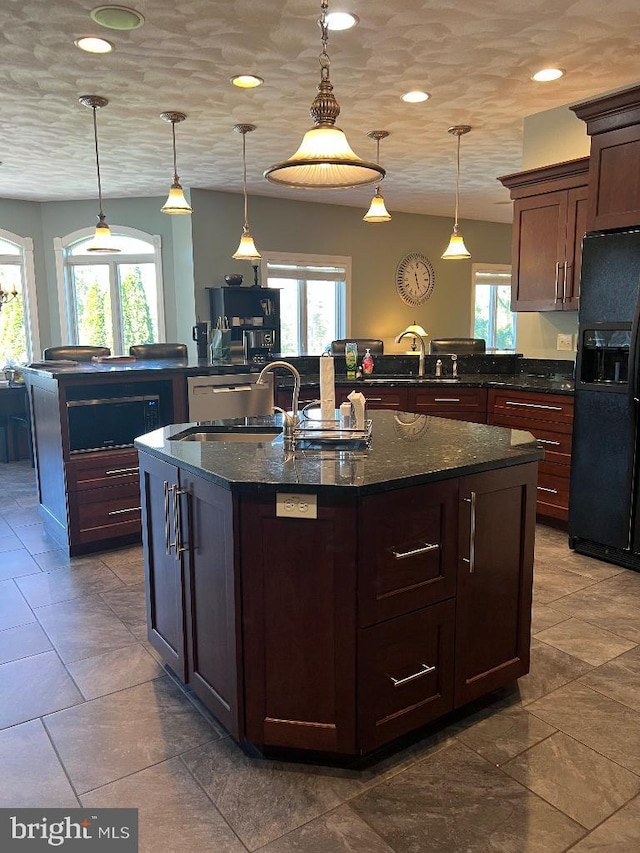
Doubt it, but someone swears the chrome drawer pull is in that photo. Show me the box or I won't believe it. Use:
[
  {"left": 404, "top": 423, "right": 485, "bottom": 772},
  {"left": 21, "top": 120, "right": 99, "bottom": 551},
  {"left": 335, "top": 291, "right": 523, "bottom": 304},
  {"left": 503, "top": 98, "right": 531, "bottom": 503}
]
[
  {"left": 105, "top": 466, "right": 140, "bottom": 476},
  {"left": 164, "top": 480, "right": 172, "bottom": 555},
  {"left": 554, "top": 261, "right": 561, "bottom": 302},
  {"left": 536, "top": 438, "right": 561, "bottom": 447},
  {"left": 505, "top": 401, "right": 563, "bottom": 411},
  {"left": 172, "top": 484, "right": 188, "bottom": 559},
  {"left": 392, "top": 543, "right": 439, "bottom": 560},
  {"left": 537, "top": 486, "right": 558, "bottom": 495},
  {"left": 390, "top": 663, "right": 436, "bottom": 687},
  {"left": 108, "top": 506, "right": 141, "bottom": 516},
  {"left": 463, "top": 492, "right": 477, "bottom": 572},
  {"left": 434, "top": 398, "right": 461, "bottom": 403}
]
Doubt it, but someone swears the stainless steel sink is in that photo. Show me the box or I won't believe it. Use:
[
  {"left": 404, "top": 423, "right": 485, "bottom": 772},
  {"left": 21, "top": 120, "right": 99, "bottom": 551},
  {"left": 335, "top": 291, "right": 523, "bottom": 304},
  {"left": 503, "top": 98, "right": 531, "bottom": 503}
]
[
  {"left": 169, "top": 426, "right": 282, "bottom": 443},
  {"left": 361, "top": 377, "right": 461, "bottom": 384}
]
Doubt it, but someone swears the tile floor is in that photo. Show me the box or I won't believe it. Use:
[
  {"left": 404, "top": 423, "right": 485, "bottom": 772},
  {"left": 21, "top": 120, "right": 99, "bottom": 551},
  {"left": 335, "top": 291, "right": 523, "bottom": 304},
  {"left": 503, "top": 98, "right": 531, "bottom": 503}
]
[{"left": 1, "top": 460, "right": 640, "bottom": 852}]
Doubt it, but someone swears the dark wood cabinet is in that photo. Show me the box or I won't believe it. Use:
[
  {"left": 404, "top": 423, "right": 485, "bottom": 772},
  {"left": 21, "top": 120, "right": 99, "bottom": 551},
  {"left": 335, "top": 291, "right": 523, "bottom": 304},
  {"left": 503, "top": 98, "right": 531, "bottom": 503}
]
[
  {"left": 360, "top": 385, "right": 410, "bottom": 410},
  {"left": 498, "top": 159, "right": 589, "bottom": 311},
  {"left": 487, "top": 389, "right": 574, "bottom": 522},
  {"left": 412, "top": 386, "right": 487, "bottom": 422},
  {"left": 571, "top": 84, "right": 640, "bottom": 231},
  {"left": 454, "top": 465, "right": 536, "bottom": 706}
]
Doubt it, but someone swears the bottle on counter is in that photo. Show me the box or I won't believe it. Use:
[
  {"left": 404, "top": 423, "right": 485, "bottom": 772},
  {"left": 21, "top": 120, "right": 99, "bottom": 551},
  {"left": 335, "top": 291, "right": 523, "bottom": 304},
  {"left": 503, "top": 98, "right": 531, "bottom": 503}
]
[
  {"left": 345, "top": 342, "right": 358, "bottom": 379},
  {"left": 362, "top": 348, "right": 374, "bottom": 375},
  {"left": 435, "top": 358, "right": 443, "bottom": 377}
]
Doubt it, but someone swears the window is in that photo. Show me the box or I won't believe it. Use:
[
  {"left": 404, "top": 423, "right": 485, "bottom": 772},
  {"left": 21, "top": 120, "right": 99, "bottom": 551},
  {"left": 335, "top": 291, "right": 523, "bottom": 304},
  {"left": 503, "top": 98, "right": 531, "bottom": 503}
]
[
  {"left": 261, "top": 252, "right": 351, "bottom": 355},
  {"left": 471, "top": 264, "right": 516, "bottom": 352},
  {"left": 0, "top": 229, "right": 40, "bottom": 365},
  {"left": 54, "top": 227, "right": 165, "bottom": 355}
]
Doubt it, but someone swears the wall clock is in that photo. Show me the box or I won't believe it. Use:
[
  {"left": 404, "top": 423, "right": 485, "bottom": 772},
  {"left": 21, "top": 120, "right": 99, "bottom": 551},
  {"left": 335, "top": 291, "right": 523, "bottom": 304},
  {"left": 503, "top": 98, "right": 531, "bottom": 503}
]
[{"left": 396, "top": 252, "right": 435, "bottom": 306}]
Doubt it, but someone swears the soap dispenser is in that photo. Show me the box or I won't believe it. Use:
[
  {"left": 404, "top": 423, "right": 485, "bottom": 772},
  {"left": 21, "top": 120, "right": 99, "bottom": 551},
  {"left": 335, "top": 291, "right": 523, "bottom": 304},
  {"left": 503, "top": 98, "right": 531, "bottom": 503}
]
[{"left": 362, "top": 348, "right": 374, "bottom": 375}]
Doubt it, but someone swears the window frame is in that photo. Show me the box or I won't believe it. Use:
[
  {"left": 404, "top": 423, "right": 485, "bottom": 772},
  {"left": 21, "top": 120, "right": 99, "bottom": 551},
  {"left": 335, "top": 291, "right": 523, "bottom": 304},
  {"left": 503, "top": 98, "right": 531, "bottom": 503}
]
[
  {"left": 54, "top": 225, "right": 165, "bottom": 353},
  {"left": 260, "top": 251, "right": 352, "bottom": 355},
  {"left": 0, "top": 227, "right": 40, "bottom": 362},
  {"left": 470, "top": 263, "right": 516, "bottom": 352}
]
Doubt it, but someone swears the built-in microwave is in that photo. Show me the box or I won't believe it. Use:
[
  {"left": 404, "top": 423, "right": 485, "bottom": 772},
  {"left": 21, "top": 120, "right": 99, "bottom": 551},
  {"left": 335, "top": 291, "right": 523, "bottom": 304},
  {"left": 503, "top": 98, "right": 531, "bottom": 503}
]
[{"left": 66, "top": 394, "right": 161, "bottom": 453}]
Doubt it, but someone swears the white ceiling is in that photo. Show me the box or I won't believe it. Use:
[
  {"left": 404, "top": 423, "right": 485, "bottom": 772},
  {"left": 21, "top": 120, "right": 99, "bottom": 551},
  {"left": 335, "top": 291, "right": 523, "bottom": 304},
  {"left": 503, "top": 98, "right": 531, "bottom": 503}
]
[{"left": 1, "top": 0, "right": 640, "bottom": 224}]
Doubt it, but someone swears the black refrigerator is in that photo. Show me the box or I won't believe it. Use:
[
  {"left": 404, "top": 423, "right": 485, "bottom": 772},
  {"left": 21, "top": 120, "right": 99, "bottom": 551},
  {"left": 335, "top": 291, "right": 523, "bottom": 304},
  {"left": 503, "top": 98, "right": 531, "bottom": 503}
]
[{"left": 569, "top": 228, "right": 640, "bottom": 570}]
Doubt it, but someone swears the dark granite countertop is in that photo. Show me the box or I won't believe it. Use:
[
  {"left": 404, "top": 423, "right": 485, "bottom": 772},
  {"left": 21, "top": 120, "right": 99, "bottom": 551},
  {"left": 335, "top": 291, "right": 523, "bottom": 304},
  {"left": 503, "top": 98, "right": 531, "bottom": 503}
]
[
  {"left": 279, "top": 373, "right": 575, "bottom": 395},
  {"left": 134, "top": 409, "right": 543, "bottom": 496},
  {"left": 21, "top": 359, "right": 265, "bottom": 379}
]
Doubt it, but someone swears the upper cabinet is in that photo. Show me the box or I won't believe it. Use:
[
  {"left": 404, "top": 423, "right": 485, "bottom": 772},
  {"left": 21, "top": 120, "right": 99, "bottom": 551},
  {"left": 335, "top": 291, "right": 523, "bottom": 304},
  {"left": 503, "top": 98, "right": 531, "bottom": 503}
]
[
  {"left": 571, "top": 84, "right": 640, "bottom": 232},
  {"left": 498, "top": 158, "right": 589, "bottom": 312}
]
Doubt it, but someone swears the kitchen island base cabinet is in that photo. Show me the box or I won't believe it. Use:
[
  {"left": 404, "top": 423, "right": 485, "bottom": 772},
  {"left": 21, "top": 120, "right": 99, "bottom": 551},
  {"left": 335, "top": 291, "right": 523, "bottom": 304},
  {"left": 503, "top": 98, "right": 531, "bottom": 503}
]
[{"left": 139, "top": 451, "right": 537, "bottom": 758}]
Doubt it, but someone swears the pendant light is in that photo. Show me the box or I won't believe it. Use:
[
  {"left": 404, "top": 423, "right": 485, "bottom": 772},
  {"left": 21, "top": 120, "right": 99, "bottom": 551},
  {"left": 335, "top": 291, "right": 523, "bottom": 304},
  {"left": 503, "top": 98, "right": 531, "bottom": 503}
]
[
  {"left": 441, "top": 125, "right": 472, "bottom": 260},
  {"left": 0, "top": 283, "right": 18, "bottom": 312},
  {"left": 160, "top": 111, "right": 193, "bottom": 215},
  {"left": 232, "top": 124, "right": 261, "bottom": 261},
  {"left": 363, "top": 130, "right": 391, "bottom": 222},
  {"left": 264, "top": 0, "right": 384, "bottom": 190},
  {"left": 79, "top": 95, "right": 120, "bottom": 253}
]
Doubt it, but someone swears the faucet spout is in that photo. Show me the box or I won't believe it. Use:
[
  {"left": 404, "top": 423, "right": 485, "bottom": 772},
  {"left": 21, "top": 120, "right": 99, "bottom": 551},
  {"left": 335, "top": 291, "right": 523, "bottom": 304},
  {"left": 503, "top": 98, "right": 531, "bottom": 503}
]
[
  {"left": 395, "top": 331, "right": 426, "bottom": 377},
  {"left": 256, "top": 360, "right": 301, "bottom": 447}
]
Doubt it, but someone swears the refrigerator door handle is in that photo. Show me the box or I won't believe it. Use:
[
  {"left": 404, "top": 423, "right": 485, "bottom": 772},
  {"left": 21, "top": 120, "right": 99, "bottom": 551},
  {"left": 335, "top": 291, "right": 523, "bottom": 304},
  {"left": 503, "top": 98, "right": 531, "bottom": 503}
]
[{"left": 629, "top": 290, "right": 640, "bottom": 403}]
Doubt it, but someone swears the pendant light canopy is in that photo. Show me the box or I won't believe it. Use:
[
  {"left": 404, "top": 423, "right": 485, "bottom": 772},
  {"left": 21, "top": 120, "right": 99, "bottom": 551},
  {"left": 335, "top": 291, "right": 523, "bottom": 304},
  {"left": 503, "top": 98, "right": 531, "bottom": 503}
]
[
  {"left": 264, "top": 0, "right": 384, "bottom": 190},
  {"left": 232, "top": 124, "right": 261, "bottom": 261},
  {"left": 363, "top": 130, "right": 391, "bottom": 222},
  {"left": 160, "top": 111, "right": 193, "bottom": 215},
  {"left": 441, "top": 125, "right": 472, "bottom": 260},
  {"left": 79, "top": 95, "right": 120, "bottom": 253}
]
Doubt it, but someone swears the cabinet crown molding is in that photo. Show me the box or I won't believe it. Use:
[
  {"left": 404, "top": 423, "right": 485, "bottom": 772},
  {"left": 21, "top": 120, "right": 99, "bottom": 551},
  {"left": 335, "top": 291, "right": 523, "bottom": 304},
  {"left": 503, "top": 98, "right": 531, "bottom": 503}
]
[{"left": 571, "top": 84, "right": 640, "bottom": 136}]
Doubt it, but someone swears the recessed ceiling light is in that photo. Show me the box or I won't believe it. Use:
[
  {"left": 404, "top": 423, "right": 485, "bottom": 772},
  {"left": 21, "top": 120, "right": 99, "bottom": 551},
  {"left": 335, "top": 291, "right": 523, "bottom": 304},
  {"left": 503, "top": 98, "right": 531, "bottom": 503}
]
[
  {"left": 230, "top": 74, "right": 264, "bottom": 89},
  {"left": 402, "top": 90, "right": 430, "bottom": 103},
  {"left": 325, "top": 12, "right": 359, "bottom": 30},
  {"left": 74, "top": 36, "right": 114, "bottom": 54},
  {"left": 531, "top": 67, "right": 565, "bottom": 82},
  {"left": 89, "top": 5, "right": 144, "bottom": 31}
]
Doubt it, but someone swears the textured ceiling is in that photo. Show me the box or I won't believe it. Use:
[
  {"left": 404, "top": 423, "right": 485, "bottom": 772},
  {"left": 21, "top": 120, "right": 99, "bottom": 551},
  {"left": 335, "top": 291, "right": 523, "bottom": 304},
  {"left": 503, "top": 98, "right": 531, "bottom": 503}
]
[{"left": 1, "top": 0, "right": 640, "bottom": 223}]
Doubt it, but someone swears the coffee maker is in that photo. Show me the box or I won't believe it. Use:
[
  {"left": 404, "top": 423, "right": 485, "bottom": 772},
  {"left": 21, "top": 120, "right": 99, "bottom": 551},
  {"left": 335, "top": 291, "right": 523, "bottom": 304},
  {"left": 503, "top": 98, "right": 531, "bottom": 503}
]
[
  {"left": 192, "top": 321, "right": 211, "bottom": 361},
  {"left": 243, "top": 329, "right": 275, "bottom": 362}
]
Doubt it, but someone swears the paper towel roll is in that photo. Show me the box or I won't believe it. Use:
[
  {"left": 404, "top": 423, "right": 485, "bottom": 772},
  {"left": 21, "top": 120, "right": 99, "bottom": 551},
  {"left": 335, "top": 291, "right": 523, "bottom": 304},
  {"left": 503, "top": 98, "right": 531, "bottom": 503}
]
[
  {"left": 347, "top": 390, "right": 366, "bottom": 430},
  {"left": 320, "top": 354, "right": 336, "bottom": 423}
]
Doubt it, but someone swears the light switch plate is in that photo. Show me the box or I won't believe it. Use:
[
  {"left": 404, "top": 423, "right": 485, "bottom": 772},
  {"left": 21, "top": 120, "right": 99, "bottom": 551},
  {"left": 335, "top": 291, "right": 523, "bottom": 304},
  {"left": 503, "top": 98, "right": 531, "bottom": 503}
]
[
  {"left": 276, "top": 492, "right": 318, "bottom": 519},
  {"left": 557, "top": 333, "right": 573, "bottom": 351}
]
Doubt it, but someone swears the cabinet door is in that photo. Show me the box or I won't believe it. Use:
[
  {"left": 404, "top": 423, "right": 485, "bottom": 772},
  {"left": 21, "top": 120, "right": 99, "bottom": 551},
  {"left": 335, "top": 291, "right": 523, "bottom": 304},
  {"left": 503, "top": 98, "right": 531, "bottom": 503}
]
[
  {"left": 411, "top": 387, "right": 487, "bottom": 422},
  {"left": 180, "top": 471, "right": 241, "bottom": 737},
  {"left": 240, "top": 491, "right": 358, "bottom": 753},
  {"left": 564, "top": 185, "right": 589, "bottom": 309},
  {"left": 454, "top": 463, "right": 536, "bottom": 707},
  {"left": 511, "top": 191, "right": 568, "bottom": 311},
  {"left": 360, "top": 386, "right": 410, "bottom": 410},
  {"left": 358, "top": 600, "right": 455, "bottom": 751},
  {"left": 139, "top": 453, "right": 187, "bottom": 679},
  {"left": 587, "top": 124, "right": 640, "bottom": 232}
]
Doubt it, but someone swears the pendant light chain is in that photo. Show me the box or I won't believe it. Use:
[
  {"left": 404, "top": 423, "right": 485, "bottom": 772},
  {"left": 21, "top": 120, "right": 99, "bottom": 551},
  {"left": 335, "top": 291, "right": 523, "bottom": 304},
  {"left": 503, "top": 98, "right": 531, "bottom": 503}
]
[
  {"left": 319, "top": 0, "right": 330, "bottom": 81},
  {"left": 454, "top": 130, "right": 461, "bottom": 230},
  {"left": 242, "top": 129, "right": 249, "bottom": 230},
  {"left": 171, "top": 120, "right": 179, "bottom": 184},
  {"left": 91, "top": 104, "right": 105, "bottom": 220}
]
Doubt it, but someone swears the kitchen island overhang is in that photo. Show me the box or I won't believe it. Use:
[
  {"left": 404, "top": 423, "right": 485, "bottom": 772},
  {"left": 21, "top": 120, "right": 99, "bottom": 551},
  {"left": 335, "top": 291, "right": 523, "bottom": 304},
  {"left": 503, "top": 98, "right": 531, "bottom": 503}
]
[{"left": 135, "top": 410, "right": 542, "bottom": 759}]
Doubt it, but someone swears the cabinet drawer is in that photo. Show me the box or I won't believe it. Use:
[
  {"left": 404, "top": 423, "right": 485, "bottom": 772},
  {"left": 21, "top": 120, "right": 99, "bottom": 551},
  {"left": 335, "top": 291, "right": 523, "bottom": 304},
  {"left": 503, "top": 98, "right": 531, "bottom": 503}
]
[
  {"left": 360, "top": 388, "right": 410, "bottom": 410},
  {"left": 488, "top": 412, "right": 572, "bottom": 464},
  {"left": 69, "top": 482, "right": 142, "bottom": 544},
  {"left": 359, "top": 480, "right": 457, "bottom": 626},
  {"left": 537, "top": 461, "right": 570, "bottom": 519},
  {"left": 488, "top": 389, "right": 573, "bottom": 427},
  {"left": 66, "top": 450, "right": 140, "bottom": 491},
  {"left": 412, "top": 387, "right": 487, "bottom": 415},
  {"left": 358, "top": 600, "right": 455, "bottom": 751}
]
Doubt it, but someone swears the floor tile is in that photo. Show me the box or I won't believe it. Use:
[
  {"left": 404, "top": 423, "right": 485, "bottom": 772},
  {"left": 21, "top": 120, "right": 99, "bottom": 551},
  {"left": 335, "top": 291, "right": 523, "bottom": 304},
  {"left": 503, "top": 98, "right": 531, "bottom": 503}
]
[
  {"left": 258, "top": 804, "right": 395, "bottom": 853},
  {"left": 35, "top": 594, "right": 137, "bottom": 663},
  {"left": 527, "top": 681, "right": 640, "bottom": 775},
  {"left": 66, "top": 642, "right": 164, "bottom": 700},
  {"left": 82, "top": 758, "right": 244, "bottom": 853},
  {"left": 0, "top": 719, "right": 78, "bottom": 807},
  {"left": 533, "top": 567, "right": 596, "bottom": 605},
  {"left": 0, "top": 650, "right": 83, "bottom": 729},
  {"left": 1, "top": 505, "right": 42, "bottom": 529},
  {"left": 99, "top": 546, "right": 144, "bottom": 572},
  {"left": 14, "top": 522, "right": 62, "bottom": 555},
  {"left": 0, "top": 579, "right": 35, "bottom": 630},
  {"left": 516, "top": 638, "right": 594, "bottom": 705},
  {"left": 0, "top": 532, "right": 24, "bottom": 554},
  {"left": 350, "top": 739, "right": 585, "bottom": 853},
  {"left": 579, "top": 644, "right": 640, "bottom": 712},
  {"left": 552, "top": 579, "right": 640, "bottom": 643},
  {"left": 0, "top": 621, "right": 52, "bottom": 664},
  {"left": 107, "top": 558, "right": 144, "bottom": 586},
  {"left": 567, "top": 794, "right": 640, "bottom": 851},
  {"left": 453, "top": 702, "right": 557, "bottom": 766},
  {"left": 16, "top": 561, "right": 124, "bottom": 608},
  {"left": 531, "top": 602, "right": 571, "bottom": 634},
  {"left": 34, "top": 549, "right": 109, "bottom": 572},
  {"left": 100, "top": 583, "right": 147, "bottom": 639},
  {"left": 502, "top": 731, "right": 640, "bottom": 829},
  {"left": 0, "top": 546, "right": 41, "bottom": 580},
  {"left": 44, "top": 676, "right": 220, "bottom": 794},
  {"left": 557, "top": 550, "right": 625, "bottom": 581},
  {"left": 535, "top": 617, "right": 637, "bottom": 666},
  {"left": 0, "top": 517, "right": 12, "bottom": 536}
]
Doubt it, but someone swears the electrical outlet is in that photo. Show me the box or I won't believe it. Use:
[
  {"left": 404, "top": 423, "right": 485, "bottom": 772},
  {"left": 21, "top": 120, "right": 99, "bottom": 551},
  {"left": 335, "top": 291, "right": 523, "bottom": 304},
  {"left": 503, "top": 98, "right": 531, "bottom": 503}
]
[
  {"left": 557, "top": 333, "right": 573, "bottom": 351},
  {"left": 276, "top": 492, "right": 318, "bottom": 519}
]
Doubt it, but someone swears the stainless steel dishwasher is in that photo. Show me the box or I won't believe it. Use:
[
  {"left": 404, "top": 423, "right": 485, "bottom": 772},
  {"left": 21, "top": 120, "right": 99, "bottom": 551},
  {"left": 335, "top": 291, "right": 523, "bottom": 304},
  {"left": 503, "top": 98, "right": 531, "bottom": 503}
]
[{"left": 187, "top": 373, "right": 274, "bottom": 421}]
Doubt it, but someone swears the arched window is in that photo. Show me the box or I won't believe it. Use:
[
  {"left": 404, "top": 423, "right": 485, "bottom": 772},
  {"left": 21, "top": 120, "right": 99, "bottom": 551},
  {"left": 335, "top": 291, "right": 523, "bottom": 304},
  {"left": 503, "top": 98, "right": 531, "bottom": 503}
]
[
  {"left": 54, "top": 226, "right": 165, "bottom": 355},
  {"left": 0, "top": 229, "right": 39, "bottom": 365}
]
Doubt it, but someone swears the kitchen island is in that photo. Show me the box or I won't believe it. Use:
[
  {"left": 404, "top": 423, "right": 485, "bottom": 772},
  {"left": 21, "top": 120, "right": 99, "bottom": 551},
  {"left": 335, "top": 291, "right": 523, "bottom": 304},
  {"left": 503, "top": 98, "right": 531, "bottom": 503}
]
[{"left": 135, "top": 409, "right": 541, "bottom": 758}]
